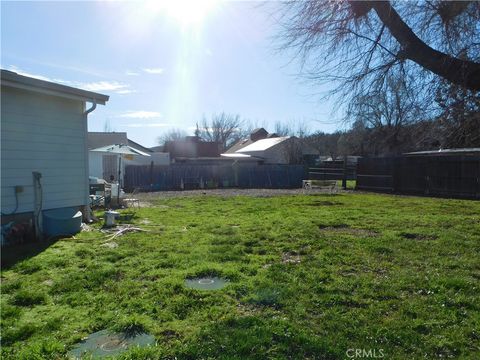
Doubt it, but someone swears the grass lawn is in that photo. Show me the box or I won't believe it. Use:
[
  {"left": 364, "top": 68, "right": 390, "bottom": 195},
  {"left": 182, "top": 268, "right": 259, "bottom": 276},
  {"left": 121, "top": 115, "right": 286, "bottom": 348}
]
[{"left": 1, "top": 192, "right": 479, "bottom": 359}]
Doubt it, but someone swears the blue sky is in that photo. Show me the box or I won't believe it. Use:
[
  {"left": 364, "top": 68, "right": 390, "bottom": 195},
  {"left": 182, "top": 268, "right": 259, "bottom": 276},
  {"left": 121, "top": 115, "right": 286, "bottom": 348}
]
[{"left": 1, "top": 0, "right": 341, "bottom": 147}]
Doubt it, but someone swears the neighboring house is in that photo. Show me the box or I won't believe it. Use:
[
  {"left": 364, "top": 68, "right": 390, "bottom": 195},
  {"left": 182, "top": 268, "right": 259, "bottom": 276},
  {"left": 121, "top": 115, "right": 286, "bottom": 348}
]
[
  {"left": 164, "top": 136, "right": 221, "bottom": 161},
  {"left": 236, "top": 137, "right": 297, "bottom": 164},
  {"left": 125, "top": 139, "right": 169, "bottom": 167},
  {"left": 225, "top": 127, "right": 272, "bottom": 154},
  {"left": 223, "top": 128, "right": 318, "bottom": 164},
  {"left": 87, "top": 132, "right": 169, "bottom": 183},
  {"left": 149, "top": 145, "right": 164, "bottom": 152},
  {"left": 1, "top": 70, "right": 109, "bottom": 237}
]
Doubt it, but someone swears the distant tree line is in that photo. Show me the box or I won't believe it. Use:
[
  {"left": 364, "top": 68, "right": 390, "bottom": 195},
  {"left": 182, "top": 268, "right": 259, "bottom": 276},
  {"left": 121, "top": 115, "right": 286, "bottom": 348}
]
[
  {"left": 157, "top": 110, "right": 478, "bottom": 159},
  {"left": 158, "top": 102, "right": 478, "bottom": 158},
  {"left": 306, "top": 118, "right": 475, "bottom": 160}
]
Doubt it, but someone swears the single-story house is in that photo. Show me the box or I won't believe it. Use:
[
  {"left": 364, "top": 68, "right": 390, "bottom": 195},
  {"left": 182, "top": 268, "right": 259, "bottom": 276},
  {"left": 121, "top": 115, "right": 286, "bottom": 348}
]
[
  {"left": 225, "top": 128, "right": 275, "bottom": 154},
  {"left": 223, "top": 128, "right": 318, "bottom": 164},
  {"left": 88, "top": 132, "right": 169, "bottom": 183},
  {"left": 1, "top": 69, "right": 108, "bottom": 240}
]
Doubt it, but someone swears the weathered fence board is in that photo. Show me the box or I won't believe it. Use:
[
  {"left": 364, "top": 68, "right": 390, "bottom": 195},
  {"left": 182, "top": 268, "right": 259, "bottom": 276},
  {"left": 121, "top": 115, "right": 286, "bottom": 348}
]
[
  {"left": 357, "top": 155, "right": 480, "bottom": 199},
  {"left": 124, "top": 164, "right": 306, "bottom": 191}
]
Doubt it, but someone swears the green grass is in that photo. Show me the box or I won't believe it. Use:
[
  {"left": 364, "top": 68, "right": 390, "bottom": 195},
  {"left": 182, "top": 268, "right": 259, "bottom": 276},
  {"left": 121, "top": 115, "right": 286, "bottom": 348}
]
[{"left": 1, "top": 192, "right": 479, "bottom": 359}]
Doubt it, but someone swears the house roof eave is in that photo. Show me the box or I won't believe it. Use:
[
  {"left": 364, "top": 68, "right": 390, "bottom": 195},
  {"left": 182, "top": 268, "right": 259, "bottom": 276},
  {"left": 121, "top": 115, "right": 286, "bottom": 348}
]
[{"left": 1, "top": 69, "right": 109, "bottom": 105}]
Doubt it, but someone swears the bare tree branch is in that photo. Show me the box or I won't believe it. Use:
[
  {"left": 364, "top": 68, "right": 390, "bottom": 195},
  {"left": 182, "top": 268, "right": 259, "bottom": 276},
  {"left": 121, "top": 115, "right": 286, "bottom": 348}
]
[
  {"left": 366, "top": 1, "right": 480, "bottom": 91},
  {"left": 198, "top": 113, "right": 244, "bottom": 151}
]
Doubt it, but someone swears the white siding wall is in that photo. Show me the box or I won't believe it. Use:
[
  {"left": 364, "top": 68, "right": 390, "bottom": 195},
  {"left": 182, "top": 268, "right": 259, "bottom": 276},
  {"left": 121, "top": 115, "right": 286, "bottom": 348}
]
[
  {"left": 241, "top": 145, "right": 289, "bottom": 164},
  {"left": 1, "top": 86, "right": 88, "bottom": 214},
  {"left": 263, "top": 142, "right": 290, "bottom": 164}
]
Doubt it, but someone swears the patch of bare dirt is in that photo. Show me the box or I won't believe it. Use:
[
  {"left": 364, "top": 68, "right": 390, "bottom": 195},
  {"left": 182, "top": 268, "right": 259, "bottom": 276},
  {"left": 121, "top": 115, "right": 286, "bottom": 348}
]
[
  {"left": 400, "top": 232, "right": 438, "bottom": 240},
  {"left": 282, "top": 251, "right": 301, "bottom": 264},
  {"left": 318, "top": 224, "right": 378, "bottom": 237},
  {"left": 42, "top": 279, "right": 54, "bottom": 286},
  {"left": 237, "top": 303, "right": 265, "bottom": 316},
  {"left": 159, "top": 329, "right": 181, "bottom": 340},
  {"left": 101, "top": 241, "right": 118, "bottom": 249}
]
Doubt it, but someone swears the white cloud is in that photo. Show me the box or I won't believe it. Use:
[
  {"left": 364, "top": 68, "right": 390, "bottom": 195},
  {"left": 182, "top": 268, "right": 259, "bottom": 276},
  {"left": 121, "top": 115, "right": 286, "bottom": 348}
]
[
  {"left": 119, "top": 111, "right": 162, "bottom": 119},
  {"left": 78, "top": 81, "right": 135, "bottom": 95},
  {"left": 125, "top": 70, "right": 140, "bottom": 76},
  {"left": 7, "top": 65, "right": 53, "bottom": 82},
  {"left": 125, "top": 123, "right": 169, "bottom": 128},
  {"left": 8, "top": 65, "right": 135, "bottom": 95},
  {"left": 142, "top": 67, "right": 165, "bottom": 74},
  {"left": 116, "top": 89, "right": 138, "bottom": 95},
  {"left": 9, "top": 58, "right": 105, "bottom": 77},
  {"left": 79, "top": 81, "right": 128, "bottom": 92}
]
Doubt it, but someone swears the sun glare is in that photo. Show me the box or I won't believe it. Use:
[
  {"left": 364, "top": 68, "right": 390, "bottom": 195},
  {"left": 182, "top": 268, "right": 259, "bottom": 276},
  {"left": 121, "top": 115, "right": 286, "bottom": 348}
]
[
  {"left": 145, "top": 0, "right": 219, "bottom": 29},
  {"left": 133, "top": 0, "right": 220, "bottom": 128}
]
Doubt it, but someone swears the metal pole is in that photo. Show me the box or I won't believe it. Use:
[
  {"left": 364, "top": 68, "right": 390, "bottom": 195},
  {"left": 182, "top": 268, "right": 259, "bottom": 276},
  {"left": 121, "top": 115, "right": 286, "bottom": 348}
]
[
  {"left": 117, "top": 155, "right": 121, "bottom": 206},
  {"left": 32, "top": 172, "right": 43, "bottom": 240}
]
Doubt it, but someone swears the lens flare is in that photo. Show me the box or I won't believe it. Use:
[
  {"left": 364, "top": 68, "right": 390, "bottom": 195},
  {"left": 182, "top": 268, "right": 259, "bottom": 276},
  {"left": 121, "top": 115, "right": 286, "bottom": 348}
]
[{"left": 145, "top": 0, "right": 218, "bottom": 29}]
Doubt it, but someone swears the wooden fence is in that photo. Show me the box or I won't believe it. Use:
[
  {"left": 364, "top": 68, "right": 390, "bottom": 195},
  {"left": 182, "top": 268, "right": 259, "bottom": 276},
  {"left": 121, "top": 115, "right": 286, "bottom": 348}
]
[
  {"left": 308, "top": 160, "right": 356, "bottom": 181},
  {"left": 124, "top": 164, "right": 306, "bottom": 191},
  {"left": 356, "top": 155, "right": 480, "bottom": 199}
]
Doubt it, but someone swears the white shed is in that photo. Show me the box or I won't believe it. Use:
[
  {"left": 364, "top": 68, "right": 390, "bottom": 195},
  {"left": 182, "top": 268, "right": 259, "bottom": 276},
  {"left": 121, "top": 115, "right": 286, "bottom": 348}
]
[{"left": 1, "top": 70, "right": 109, "bottom": 237}]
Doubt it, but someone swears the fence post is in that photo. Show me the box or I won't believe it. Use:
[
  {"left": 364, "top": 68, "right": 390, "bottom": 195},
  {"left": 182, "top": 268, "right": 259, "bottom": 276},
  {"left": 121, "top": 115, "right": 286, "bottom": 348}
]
[
  {"left": 233, "top": 161, "right": 239, "bottom": 187},
  {"left": 392, "top": 157, "right": 397, "bottom": 193},
  {"left": 425, "top": 158, "right": 430, "bottom": 195},
  {"left": 149, "top": 161, "right": 154, "bottom": 191},
  {"left": 342, "top": 156, "right": 347, "bottom": 190}
]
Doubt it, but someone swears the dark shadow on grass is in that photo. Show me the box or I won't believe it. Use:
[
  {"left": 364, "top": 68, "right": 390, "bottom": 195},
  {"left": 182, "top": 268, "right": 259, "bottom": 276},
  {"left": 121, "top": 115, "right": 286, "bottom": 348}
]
[
  {"left": 307, "top": 200, "right": 341, "bottom": 206},
  {"left": 116, "top": 213, "right": 139, "bottom": 224},
  {"left": 180, "top": 316, "right": 340, "bottom": 359},
  {"left": 318, "top": 224, "right": 349, "bottom": 229},
  {"left": 400, "top": 232, "right": 438, "bottom": 240},
  {"left": 1, "top": 237, "right": 62, "bottom": 270},
  {"left": 310, "top": 193, "right": 341, "bottom": 197}
]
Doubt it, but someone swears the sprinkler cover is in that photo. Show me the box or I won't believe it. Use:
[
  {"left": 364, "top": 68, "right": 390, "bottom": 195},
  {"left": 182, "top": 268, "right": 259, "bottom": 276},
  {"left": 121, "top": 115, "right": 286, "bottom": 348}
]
[
  {"left": 68, "top": 329, "right": 155, "bottom": 359},
  {"left": 185, "top": 276, "right": 229, "bottom": 290}
]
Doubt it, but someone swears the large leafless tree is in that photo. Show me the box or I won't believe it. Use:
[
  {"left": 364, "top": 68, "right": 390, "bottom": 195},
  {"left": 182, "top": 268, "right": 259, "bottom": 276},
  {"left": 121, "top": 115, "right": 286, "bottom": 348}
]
[
  {"left": 157, "top": 128, "right": 187, "bottom": 145},
  {"left": 278, "top": 0, "right": 480, "bottom": 129},
  {"left": 345, "top": 73, "right": 425, "bottom": 153},
  {"left": 197, "top": 112, "right": 244, "bottom": 151}
]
